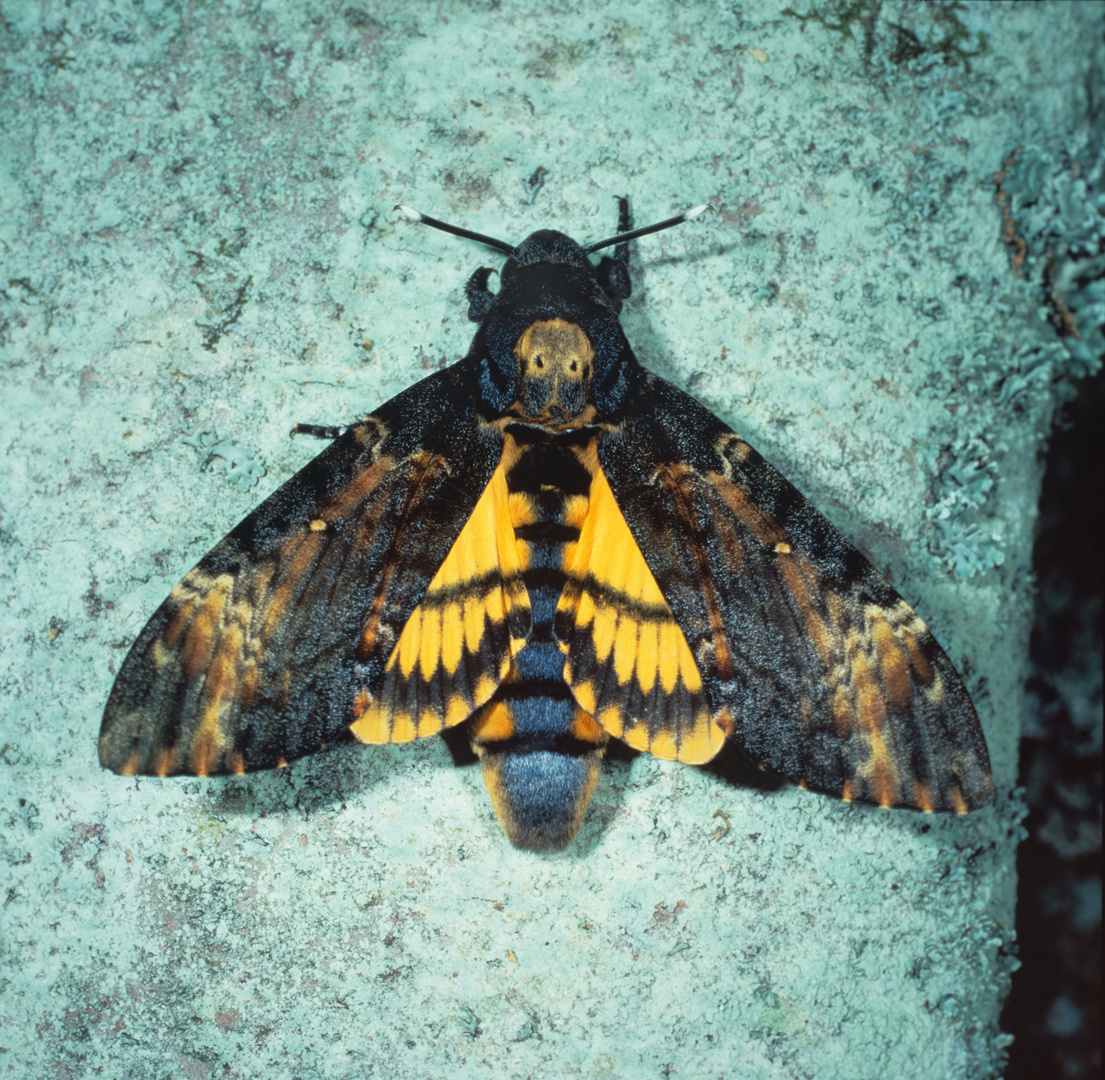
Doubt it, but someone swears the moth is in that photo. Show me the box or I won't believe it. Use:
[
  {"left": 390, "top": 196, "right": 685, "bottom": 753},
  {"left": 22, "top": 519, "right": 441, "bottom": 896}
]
[{"left": 100, "top": 198, "right": 994, "bottom": 850}]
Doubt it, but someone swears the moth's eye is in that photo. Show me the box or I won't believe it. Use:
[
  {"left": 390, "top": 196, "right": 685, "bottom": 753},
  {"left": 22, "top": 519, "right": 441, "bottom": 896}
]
[{"left": 500, "top": 260, "right": 517, "bottom": 286}]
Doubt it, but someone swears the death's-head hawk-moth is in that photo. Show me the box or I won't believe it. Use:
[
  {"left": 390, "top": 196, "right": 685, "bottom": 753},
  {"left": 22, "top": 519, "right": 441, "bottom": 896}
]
[{"left": 100, "top": 198, "right": 994, "bottom": 850}]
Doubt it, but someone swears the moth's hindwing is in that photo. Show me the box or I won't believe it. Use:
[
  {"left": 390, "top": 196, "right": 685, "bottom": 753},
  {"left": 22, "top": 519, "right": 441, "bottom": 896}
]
[
  {"left": 555, "top": 443, "right": 724, "bottom": 765},
  {"left": 351, "top": 454, "right": 530, "bottom": 743},
  {"left": 98, "top": 364, "right": 507, "bottom": 778},
  {"left": 595, "top": 370, "right": 994, "bottom": 813}
]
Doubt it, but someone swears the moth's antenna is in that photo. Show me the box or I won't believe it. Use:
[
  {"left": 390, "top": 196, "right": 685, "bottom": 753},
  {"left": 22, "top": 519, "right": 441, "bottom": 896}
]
[
  {"left": 394, "top": 205, "right": 515, "bottom": 256},
  {"left": 583, "top": 204, "right": 712, "bottom": 255}
]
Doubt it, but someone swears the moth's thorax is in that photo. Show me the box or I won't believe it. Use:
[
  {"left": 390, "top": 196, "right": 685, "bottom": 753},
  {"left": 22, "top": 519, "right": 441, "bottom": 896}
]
[
  {"left": 511, "top": 318, "right": 595, "bottom": 424},
  {"left": 508, "top": 229, "right": 588, "bottom": 269}
]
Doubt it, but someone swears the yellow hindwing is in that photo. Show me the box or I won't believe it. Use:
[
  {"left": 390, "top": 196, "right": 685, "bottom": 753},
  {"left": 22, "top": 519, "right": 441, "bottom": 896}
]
[
  {"left": 558, "top": 463, "right": 724, "bottom": 764},
  {"left": 351, "top": 459, "right": 529, "bottom": 743}
]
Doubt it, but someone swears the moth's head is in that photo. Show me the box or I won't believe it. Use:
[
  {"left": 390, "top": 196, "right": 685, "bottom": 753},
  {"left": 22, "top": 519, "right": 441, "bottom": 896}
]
[{"left": 393, "top": 202, "right": 709, "bottom": 420}]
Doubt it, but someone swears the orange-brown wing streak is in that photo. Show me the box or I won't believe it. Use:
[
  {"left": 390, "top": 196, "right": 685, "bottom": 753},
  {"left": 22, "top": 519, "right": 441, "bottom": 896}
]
[
  {"left": 556, "top": 464, "right": 724, "bottom": 765},
  {"left": 703, "top": 460, "right": 990, "bottom": 810},
  {"left": 351, "top": 458, "right": 531, "bottom": 743},
  {"left": 101, "top": 450, "right": 401, "bottom": 776}
]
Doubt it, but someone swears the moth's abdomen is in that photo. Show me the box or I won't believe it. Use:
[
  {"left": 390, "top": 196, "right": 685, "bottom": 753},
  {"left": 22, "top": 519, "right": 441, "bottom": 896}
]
[
  {"left": 469, "top": 425, "right": 608, "bottom": 850},
  {"left": 471, "top": 687, "right": 606, "bottom": 851}
]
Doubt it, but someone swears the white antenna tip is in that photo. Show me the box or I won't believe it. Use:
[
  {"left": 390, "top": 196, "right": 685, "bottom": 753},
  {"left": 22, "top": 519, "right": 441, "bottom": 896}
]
[
  {"left": 685, "top": 204, "right": 712, "bottom": 220},
  {"left": 394, "top": 205, "right": 423, "bottom": 222}
]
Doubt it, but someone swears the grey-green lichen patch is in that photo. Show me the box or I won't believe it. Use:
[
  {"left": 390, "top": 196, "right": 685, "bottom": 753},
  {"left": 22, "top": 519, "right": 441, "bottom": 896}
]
[
  {"left": 181, "top": 431, "right": 267, "bottom": 492},
  {"left": 782, "top": 0, "right": 987, "bottom": 80},
  {"left": 921, "top": 431, "right": 1004, "bottom": 580},
  {"left": 917, "top": 124, "right": 1105, "bottom": 581},
  {"left": 997, "top": 136, "right": 1105, "bottom": 390}
]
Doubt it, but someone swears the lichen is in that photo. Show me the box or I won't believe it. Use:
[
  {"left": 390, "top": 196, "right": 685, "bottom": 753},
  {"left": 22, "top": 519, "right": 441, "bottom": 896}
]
[
  {"left": 996, "top": 131, "right": 1105, "bottom": 393},
  {"left": 182, "top": 431, "right": 266, "bottom": 492},
  {"left": 921, "top": 431, "right": 1005, "bottom": 580},
  {"left": 922, "top": 122, "right": 1104, "bottom": 581},
  {"left": 186, "top": 229, "right": 253, "bottom": 352},
  {"left": 782, "top": 0, "right": 986, "bottom": 78}
]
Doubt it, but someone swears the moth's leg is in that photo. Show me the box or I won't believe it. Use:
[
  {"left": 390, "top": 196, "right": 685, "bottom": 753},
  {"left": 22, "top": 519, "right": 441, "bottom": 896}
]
[
  {"left": 290, "top": 423, "right": 351, "bottom": 440},
  {"left": 613, "top": 194, "right": 631, "bottom": 264},
  {"left": 466, "top": 266, "right": 496, "bottom": 322},
  {"left": 596, "top": 195, "right": 633, "bottom": 309}
]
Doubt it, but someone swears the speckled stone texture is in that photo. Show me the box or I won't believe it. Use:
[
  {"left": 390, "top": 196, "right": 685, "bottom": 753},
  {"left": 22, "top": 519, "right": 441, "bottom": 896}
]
[{"left": 2, "top": 2, "right": 1101, "bottom": 1078}]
